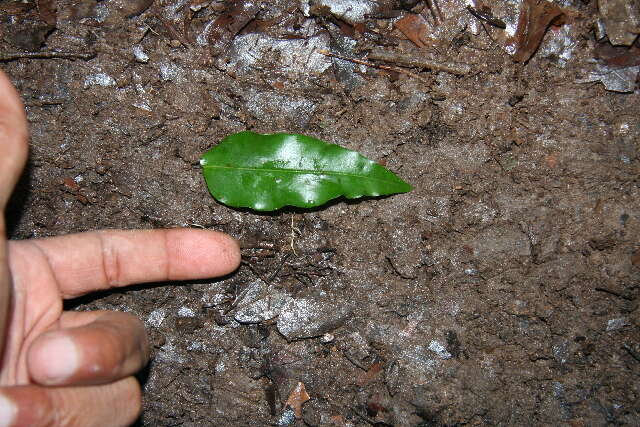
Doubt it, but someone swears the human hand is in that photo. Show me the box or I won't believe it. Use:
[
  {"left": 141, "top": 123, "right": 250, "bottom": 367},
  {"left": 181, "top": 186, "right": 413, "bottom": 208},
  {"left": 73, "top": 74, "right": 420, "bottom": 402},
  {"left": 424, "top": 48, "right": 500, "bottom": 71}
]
[{"left": 0, "top": 70, "right": 241, "bottom": 426}]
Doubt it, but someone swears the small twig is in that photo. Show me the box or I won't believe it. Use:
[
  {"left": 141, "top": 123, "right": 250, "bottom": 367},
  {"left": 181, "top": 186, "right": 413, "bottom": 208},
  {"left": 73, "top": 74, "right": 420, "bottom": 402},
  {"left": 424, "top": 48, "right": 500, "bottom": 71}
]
[
  {"left": 595, "top": 287, "right": 633, "bottom": 301},
  {"left": 294, "top": 271, "right": 316, "bottom": 287},
  {"left": 424, "top": 0, "right": 444, "bottom": 25},
  {"left": 433, "top": 0, "right": 444, "bottom": 22},
  {"left": 622, "top": 344, "right": 640, "bottom": 363},
  {"left": 386, "top": 256, "right": 416, "bottom": 280},
  {"left": 318, "top": 49, "right": 432, "bottom": 84},
  {"left": 0, "top": 51, "right": 96, "bottom": 62},
  {"left": 290, "top": 214, "right": 300, "bottom": 255},
  {"left": 267, "top": 253, "right": 291, "bottom": 283},
  {"left": 368, "top": 49, "right": 471, "bottom": 75},
  {"left": 26, "top": 99, "right": 65, "bottom": 107},
  {"left": 349, "top": 406, "right": 377, "bottom": 426},
  {"left": 467, "top": 6, "right": 507, "bottom": 29},
  {"left": 240, "top": 259, "right": 269, "bottom": 283},
  {"left": 342, "top": 351, "right": 367, "bottom": 370}
]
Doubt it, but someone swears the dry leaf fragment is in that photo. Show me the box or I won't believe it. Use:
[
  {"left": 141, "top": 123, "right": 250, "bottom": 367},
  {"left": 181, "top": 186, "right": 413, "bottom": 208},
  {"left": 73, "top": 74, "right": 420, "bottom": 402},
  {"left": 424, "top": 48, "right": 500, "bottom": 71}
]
[
  {"left": 107, "top": 0, "right": 154, "bottom": 19},
  {"left": 37, "top": 0, "right": 57, "bottom": 26},
  {"left": 513, "top": 0, "right": 567, "bottom": 63},
  {"left": 595, "top": 40, "right": 640, "bottom": 68},
  {"left": 395, "top": 13, "right": 430, "bottom": 48},
  {"left": 356, "top": 362, "right": 384, "bottom": 386},
  {"left": 206, "top": 0, "right": 259, "bottom": 56},
  {"left": 285, "top": 382, "right": 310, "bottom": 419}
]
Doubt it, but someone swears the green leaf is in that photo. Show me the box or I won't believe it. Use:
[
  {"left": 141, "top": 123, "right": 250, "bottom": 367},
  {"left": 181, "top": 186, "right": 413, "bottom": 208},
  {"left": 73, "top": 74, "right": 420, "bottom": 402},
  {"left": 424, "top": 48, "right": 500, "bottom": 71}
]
[{"left": 200, "top": 131, "right": 412, "bottom": 211}]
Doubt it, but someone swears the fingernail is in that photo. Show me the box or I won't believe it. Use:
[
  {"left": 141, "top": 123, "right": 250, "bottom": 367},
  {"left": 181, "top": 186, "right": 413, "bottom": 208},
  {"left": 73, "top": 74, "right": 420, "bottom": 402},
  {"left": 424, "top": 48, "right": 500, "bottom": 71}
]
[
  {"left": 0, "top": 393, "right": 16, "bottom": 427},
  {"left": 40, "top": 334, "right": 79, "bottom": 384}
]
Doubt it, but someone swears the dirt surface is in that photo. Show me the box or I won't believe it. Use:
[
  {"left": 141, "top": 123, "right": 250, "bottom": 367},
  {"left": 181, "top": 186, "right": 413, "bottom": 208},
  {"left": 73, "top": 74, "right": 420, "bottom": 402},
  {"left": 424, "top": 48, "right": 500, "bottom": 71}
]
[{"left": 2, "top": 0, "right": 640, "bottom": 425}]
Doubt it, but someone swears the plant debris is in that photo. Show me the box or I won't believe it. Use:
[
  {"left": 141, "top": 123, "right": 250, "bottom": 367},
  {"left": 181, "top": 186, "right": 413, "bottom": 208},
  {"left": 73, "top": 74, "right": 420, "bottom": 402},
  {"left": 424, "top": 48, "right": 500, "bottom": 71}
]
[
  {"left": 466, "top": 5, "right": 506, "bottom": 29},
  {"left": 107, "top": 0, "right": 154, "bottom": 18},
  {"left": 36, "top": 0, "right": 57, "bottom": 26},
  {"left": 319, "top": 49, "right": 431, "bottom": 84},
  {"left": 368, "top": 48, "right": 471, "bottom": 75},
  {"left": 0, "top": 2, "right": 34, "bottom": 15},
  {"left": 285, "top": 382, "right": 310, "bottom": 419},
  {"left": 205, "top": 0, "right": 259, "bottom": 56},
  {"left": 595, "top": 39, "right": 640, "bottom": 68},
  {"left": 513, "top": 0, "right": 568, "bottom": 63},
  {"left": 356, "top": 362, "right": 384, "bottom": 386},
  {"left": 0, "top": 51, "right": 96, "bottom": 62},
  {"left": 395, "top": 13, "right": 431, "bottom": 48}
]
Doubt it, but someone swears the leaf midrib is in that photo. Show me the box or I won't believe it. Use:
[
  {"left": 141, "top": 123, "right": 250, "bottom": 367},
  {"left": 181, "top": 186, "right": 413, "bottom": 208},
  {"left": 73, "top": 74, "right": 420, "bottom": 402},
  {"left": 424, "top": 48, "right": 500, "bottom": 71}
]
[{"left": 203, "top": 164, "right": 402, "bottom": 184}]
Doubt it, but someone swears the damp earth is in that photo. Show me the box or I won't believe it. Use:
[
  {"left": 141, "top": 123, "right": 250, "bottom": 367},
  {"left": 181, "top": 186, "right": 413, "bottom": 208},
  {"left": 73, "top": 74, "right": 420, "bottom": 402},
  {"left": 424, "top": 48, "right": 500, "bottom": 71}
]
[{"left": 2, "top": 0, "right": 639, "bottom": 425}]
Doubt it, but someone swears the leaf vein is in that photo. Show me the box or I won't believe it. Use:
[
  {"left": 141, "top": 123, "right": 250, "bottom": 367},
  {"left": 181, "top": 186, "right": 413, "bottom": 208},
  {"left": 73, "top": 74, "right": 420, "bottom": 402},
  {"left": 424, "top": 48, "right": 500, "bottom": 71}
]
[{"left": 203, "top": 164, "right": 401, "bottom": 184}]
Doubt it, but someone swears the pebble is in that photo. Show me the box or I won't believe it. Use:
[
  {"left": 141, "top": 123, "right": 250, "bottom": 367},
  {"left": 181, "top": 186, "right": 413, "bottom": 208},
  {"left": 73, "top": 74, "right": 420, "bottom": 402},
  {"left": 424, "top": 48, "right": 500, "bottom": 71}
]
[
  {"left": 606, "top": 317, "right": 629, "bottom": 331},
  {"left": 235, "top": 292, "right": 291, "bottom": 324},
  {"left": 132, "top": 45, "right": 149, "bottom": 63},
  {"left": 277, "top": 297, "right": 352, "bottom": 340},
  {"left": 234, "top": 280, "right": 292, "bottom": 324},
  {"left": 428, "top": 340, "right": 453, "bottom": 359}
]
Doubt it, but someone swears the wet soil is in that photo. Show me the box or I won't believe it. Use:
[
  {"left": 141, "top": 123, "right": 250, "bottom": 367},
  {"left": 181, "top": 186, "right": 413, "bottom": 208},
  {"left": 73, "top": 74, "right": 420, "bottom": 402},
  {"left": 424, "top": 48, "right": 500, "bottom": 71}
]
[{"left": 2, "top": 0, "right": 639, "bottom": 425}]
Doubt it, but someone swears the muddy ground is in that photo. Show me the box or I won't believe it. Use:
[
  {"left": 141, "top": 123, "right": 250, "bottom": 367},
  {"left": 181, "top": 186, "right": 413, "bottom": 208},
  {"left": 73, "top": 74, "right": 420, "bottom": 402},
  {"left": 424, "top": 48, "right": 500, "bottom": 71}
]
[{"left": 2, "top": 0, "right": 639, "bottom": 425}]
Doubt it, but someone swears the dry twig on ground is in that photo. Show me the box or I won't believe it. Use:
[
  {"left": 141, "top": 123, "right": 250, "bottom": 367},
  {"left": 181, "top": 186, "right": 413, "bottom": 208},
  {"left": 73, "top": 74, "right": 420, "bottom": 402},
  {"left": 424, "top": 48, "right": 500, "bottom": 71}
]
[{"left": 0, "top": 51, "right": 95, "bottom": 62}]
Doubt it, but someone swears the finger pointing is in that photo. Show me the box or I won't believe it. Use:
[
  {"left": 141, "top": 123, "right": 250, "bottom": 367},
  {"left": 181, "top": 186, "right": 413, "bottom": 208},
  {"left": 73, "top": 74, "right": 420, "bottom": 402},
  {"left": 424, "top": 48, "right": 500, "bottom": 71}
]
[
  {"left": 10, "top": 228, "right": 240, "bottom": 298},
  {"left": 28, "top": 311, "right": 149, "bottom": 386}
]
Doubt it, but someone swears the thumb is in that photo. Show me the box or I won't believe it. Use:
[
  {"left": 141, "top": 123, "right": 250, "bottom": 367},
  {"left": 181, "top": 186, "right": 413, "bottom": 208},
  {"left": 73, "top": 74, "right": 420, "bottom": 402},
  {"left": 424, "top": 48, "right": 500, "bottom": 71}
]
[
  {"left": 0, "top": 70, "right": 28, "bottom": 211},
  {"left": 0, "top": 377, "right": 142, "bottom": 426}
]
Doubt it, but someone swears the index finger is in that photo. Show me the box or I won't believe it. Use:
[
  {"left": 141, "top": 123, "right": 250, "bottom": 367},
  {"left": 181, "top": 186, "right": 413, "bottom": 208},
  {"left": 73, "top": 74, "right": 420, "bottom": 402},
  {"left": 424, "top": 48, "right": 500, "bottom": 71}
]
[{"left": 10, "top": 228, "right": 240, "bottom": 298}]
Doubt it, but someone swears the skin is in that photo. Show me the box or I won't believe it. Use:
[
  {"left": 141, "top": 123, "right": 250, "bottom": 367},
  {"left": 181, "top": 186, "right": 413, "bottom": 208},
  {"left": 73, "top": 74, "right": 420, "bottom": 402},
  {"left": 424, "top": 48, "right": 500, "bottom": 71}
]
[{"left": 0, "top": 70, "right": 241, "bottom": 426}]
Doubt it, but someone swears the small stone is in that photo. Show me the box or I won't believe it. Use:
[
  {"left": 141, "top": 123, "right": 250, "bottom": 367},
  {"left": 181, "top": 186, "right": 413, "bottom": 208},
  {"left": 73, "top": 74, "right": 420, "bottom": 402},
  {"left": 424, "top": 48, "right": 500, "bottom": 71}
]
[
  {"left": 321, "top": 333, "right": 335, "bottom": 343},
  {"left": 428, "top": 340, "right": 452, "bottom": 359},
  {"left": 132, "top": 45, "right": 149, "bottom": 63},
  {"left": 177, "top": 306, "right": 196, "bottom": 317},
  {"left": 84, "top": 73, "right": 116, "bottom": 88},
  {"left": 146, "top": 308, "right": 166, "bottom": 328},
  {"left": 234, "top": 280, "right": 292, "bottom": 324},
  {"left": 277, "top": 297, "right": 352, "bottom": 340},
  {"left": 276, "top": 408, "right": 296, "bottom": 426},
  {"left": 606, "top": 317, "right": 629, "bottom": 331}
]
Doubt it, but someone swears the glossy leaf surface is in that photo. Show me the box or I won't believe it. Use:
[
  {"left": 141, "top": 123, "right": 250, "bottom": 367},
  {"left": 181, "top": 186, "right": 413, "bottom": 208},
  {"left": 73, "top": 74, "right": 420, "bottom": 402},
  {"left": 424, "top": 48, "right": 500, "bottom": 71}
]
[{"left": 201, "top": 131, "right": 412, "bottom": 211}]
